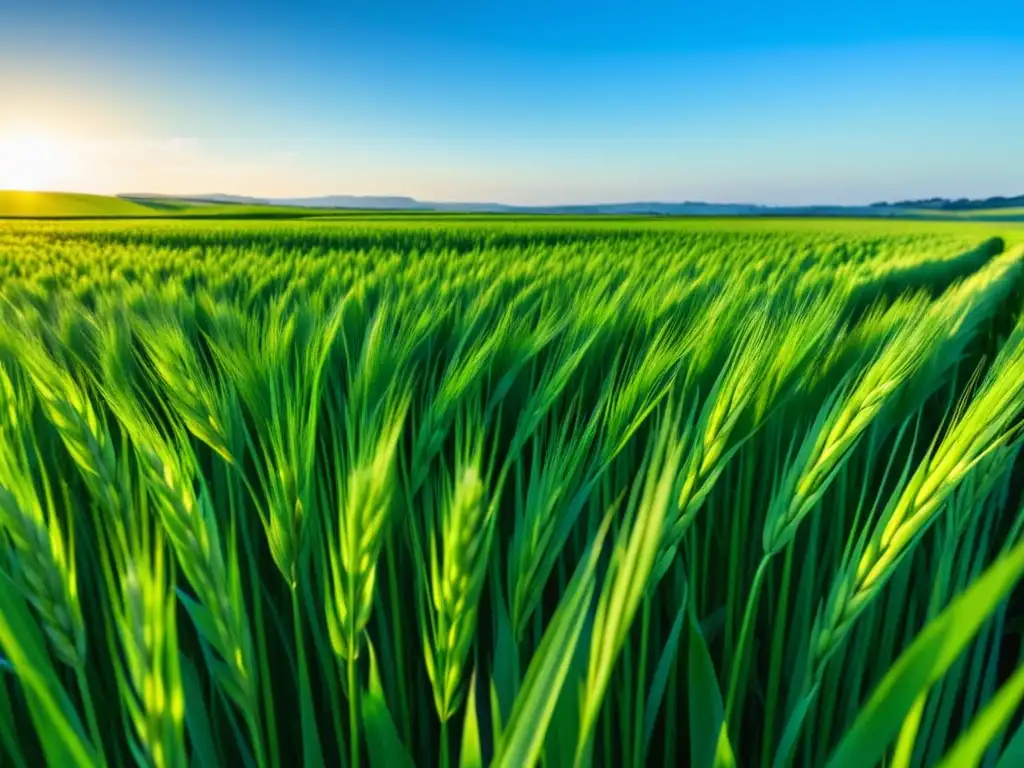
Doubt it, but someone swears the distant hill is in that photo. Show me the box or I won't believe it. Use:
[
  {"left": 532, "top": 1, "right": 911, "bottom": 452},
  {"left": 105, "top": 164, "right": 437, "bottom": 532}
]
[
  {"left": 119, "top": 194, "right": 878, "bottom": 216},
  {"left": 121, "top": 193, "right": 271, "bottom": 206},
  {"left": 120, "top": 193, "right": 1000, "bottom": 218},
  {"left": 428, "top": 201, "right": 769, "bottom": 215},
  {"left": 276, "top": 195, "right": 427, "bottom": 210},
  {"left": 871, "top": 195, "right": 1024, "bottom": 211},
  {"left": 0, "top": 191, "right": 156, "bottom": 218},
  {"left": 0, "top": 192, "right": 357, "bottom": 219},
  {"left": 4, "top": 189, "right": 1022, "bottom": 220},
  {"left": 124, "top": 193, "right": 428, "bottom": 210}
]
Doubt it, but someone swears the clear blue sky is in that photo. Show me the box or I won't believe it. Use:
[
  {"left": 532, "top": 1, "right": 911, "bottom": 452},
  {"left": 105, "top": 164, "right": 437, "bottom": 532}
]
[{"left": 1, "top": 1, "right": 1022, "bottom": 204}]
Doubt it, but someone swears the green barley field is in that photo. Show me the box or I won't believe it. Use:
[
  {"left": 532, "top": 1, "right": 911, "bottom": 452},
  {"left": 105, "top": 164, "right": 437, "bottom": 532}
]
[{"left": 3, "top": 216, "right": 1024, "bottom": 768}]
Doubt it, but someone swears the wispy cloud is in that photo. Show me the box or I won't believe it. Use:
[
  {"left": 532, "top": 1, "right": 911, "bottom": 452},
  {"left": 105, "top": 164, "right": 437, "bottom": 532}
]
[{"left": 80, "top": 136, "right": 202, "bottom": 157}]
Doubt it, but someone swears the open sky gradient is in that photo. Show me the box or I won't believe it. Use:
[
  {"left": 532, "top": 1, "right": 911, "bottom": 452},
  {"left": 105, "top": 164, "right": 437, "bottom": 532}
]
[{"left": 2, "top": 1, "right": 1023, "bottom": 205}]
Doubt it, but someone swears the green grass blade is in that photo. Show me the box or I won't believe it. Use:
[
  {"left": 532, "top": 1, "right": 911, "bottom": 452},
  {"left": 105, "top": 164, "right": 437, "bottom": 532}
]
[
  {"left": 459, "top": 670, "right": 483, "bottom": 768},
  {"left": 0, "top": 574, "right": 99, "bottom": 767},
  {"left": 935, "top": 661, "right": 1024, "bottom": 768},
  {"left": 181, "top": 654, "right": 221, "bottom": 768},
  {"left": 362, "top": 640, "right": 415, "bottom": 768},
  {"left": 0, "top": 663, "right": 29, "bottom": 768},
  {"left": 492, "top": 513, "right": 612, "bottom": 768},
  {"left": 292, "top": 595, "right": 325, "bottom": 768},
  {"left": 997, "top": 717, "right": 1024, "bottom": 768},
  {"left": 688, "top": 597, "right": 737, "bottom": 768},
  {"left": 644, "top": 581, "right": 688, "bottom": 758},
  {"left": 827, "top": 538, "right": 1024, "bottom": 768}
]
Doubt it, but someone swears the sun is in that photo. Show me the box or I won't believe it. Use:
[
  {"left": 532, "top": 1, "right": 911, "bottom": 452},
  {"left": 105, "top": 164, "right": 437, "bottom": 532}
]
[{"left": 0, "top": 134, "right": 73, "bottom": 191}]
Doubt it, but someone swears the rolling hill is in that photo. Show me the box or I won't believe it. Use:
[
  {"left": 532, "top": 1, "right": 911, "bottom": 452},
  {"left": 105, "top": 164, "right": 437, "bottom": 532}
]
[
  {"left": 121, "top": 192, "right": 1024, "bottom": 218},
  {"left": 0, "top": 191, "right": 156, "bottom": 218},
  {"left": 0, "top": 192, "right": 344, "bottom": 219},
  {"left": 3, "top": 190, "right": 1024, "bottom": 222}
]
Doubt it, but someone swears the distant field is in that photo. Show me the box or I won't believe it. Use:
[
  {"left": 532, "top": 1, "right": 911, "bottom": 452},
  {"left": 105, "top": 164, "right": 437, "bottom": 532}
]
[
  {"left": 0, "top": 191, "right": 157, "bottom": 217},
  {"left": 913, "top": 206, "right": 1024, "bottom": 221},
  {"left": 136, "top": 202, "right": 347, "bottom": 218},
  {"left": 5, "top": 191, "right": 1024, "bottom": 242},
  {"left": 3, "top": 196, "right": 1023, "bottom": 252},
  {"left": 3, "top": 217, "right": 1024, "bottom": 767},
  {"left": 0, "top": 191, "right": 350, "bottom": 219}
]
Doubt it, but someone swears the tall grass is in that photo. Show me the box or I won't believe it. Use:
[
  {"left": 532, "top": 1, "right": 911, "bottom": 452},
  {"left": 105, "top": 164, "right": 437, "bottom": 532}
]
[{"left": 1, "top": 220, "right": 1023, "bottom": 768}]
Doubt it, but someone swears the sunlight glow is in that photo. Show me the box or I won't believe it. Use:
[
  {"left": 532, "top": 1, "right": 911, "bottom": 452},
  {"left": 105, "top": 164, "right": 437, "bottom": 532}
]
[{"left": 0, "top": 135, "right": 74, "bottom": 191}]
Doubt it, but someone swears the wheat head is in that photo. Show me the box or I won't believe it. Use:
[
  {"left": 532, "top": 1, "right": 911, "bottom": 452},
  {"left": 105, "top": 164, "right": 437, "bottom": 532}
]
[{"left": 426, "top": 463, "right": 492, "bottom": 721}]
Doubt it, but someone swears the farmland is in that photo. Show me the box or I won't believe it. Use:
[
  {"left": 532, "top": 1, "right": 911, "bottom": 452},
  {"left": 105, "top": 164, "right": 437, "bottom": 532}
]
[
  {"left": 0, "top": 192, "right": 160, "bottom": 219},
  {"left": 0, "top": 192, "right": 350, "bottom": 220},
  {"left": 3, "top": 217, "right": 1024, "bottom": 768},
  {"left": 4, "top": 191, "right": 1024, "bottom": 224}
]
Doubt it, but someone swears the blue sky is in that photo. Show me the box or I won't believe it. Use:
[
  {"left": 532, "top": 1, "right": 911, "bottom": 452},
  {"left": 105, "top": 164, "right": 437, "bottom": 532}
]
[{"left": 1, "top": 1, "right": 1022, "bottom": 204}]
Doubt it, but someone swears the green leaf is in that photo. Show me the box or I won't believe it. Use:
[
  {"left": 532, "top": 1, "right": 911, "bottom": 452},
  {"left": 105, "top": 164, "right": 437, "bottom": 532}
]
[
  {"left": 827, "top": 539, "right": 1024, "bottom": 768},
  {"left": 492, "top": 572, "right": 519, "bottom": 728},
  {"left": 998, "top": 715, "right": 1024, "bottom": 768},
  {"left": 687, "top": 602, "right": 736, "bottom": 768},
  {"left": 643, "top": 580, "right": 688, "bottom": 757},
  {"left": 291, "top": 596, "right": 325, "bottom": 768},
  {"left": 363, "top": 641, "right": 415, "bottom": 768},
  {"left": 578, "top": 407, "right": 686, "bottom": 761},
  {"left": 0, "top": 666, "right": 29, "bottom": 768},
  {"left": 489, "top": 677, "right": 504, "bottom": 751},
  {"left": 492, "top": 514, "right": 611, "bottom": 768},
  {"left": 0, "top": 574, "right": 99, "bottom": 768},
  {"left": 178, "top": 591, "right": 222, "bottom": 653},
  {"left": 715, "top": 726, "right": 738, "bottom": 768},
  {"left": 180, "top": 655, "right": 220, "bottom": 768},
  {"left": 545, "top": 606, "right": 591, "bottom": 768},
  {"left": 459, "top": 670, "right": 483, "bottom": 768},
  {"left": 891, "top": 692, "right": 927, "bottom": 768},
  {"left": 936, "top": 661, "right": 1024, "bottom": 768},
  {"left": 210, "top": 658, "right": 248, "bottom": 712},
  {"left": 773, "top": 687, "right": 819, "bottom": 768}
]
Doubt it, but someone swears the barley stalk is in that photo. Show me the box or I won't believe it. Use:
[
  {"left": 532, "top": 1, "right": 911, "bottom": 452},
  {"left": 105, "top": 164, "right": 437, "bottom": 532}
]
[
  {"left": 812, "top": 322, "right": 1024, "bottom": 677},
  {"left": 324, "top": 404, "right": 407, "bottom": 662},
  {"left": 425, "top": 462, "right": 493, "bottom": 722},
  {"left": 0, "top": 485, "right": 84, "bottom": 668},
  {"left": 0, "top": 367, "right": 84, "bottom": 669},
  {"left": 323, "top": 388, "right": 407, "bottom": 768},
  {"left": 15, "top": 336, "right": 122, "bottom": 517},
  {"left": 112, "top": 546, "right": 187, "bottom": 768},
  {"left": 507, "top": 403, "right": 600, "bottom": 637},
  {"left": 764, "top": 315, "right": 945, "bottom": 554},
  {"left": 655, "top": 317, "right": 769, "bottom": 578},
  {"left": 0, "top": 360, "right": 106, "bottom": 759},
  {"left": 93, "top": 336, "right": 267, "bottom": 764},
  {"left": 140, "top": 445, "right": 260, "bottom": 731},
  {"left": 577, "top": 402, "right": 686, "bottom": 762},
  {"left": 136, "top": 318, "right": 238, "bottom": 465},
  {"left": 766, "top": 250, "right": 1021, "bottom": 556}
]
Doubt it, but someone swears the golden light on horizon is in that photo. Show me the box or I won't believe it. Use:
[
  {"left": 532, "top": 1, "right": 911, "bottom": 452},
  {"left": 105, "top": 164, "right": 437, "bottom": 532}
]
[{"left": 0, "top": 134, "right": 74, "bottom": 191}]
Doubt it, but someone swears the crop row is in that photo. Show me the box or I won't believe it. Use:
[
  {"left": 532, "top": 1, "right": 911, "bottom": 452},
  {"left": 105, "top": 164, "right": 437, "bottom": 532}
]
[{"left": 1, "top": 223, "right": 1023, "bottom": 767}]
